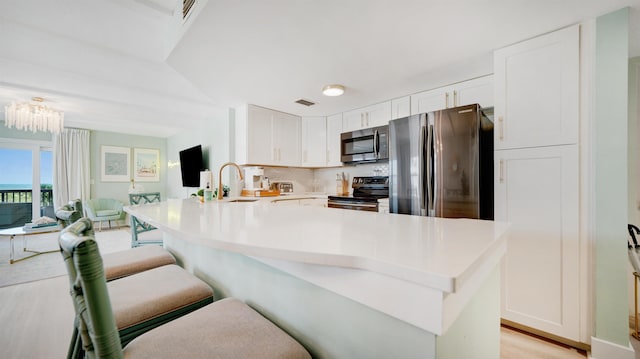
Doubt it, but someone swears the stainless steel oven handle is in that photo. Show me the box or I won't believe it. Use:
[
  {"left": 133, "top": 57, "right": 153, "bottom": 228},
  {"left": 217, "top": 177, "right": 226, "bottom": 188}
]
[{"left": 328, "top": 200, "right": 378, "bottom": 208}]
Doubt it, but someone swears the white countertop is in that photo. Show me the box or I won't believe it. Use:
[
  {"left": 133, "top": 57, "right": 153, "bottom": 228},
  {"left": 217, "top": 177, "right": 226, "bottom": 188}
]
[{"left": 125, "top": 197, "right": 509, "bottom": 294}]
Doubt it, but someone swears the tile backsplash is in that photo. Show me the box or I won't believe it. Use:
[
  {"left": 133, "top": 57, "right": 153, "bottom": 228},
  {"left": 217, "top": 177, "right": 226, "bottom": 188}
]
[{"left": 261, "top": 163, "right": 389, "bottom": 194}]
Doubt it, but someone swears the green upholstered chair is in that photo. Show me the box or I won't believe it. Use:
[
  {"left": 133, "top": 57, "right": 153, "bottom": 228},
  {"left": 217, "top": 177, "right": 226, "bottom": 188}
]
[
  {"left": 59, "top": 219, "right": 312, "bottom": 359},
  {"left": 55, "top": 199, "right": 83, "bottom": 228},
  {"left": 59, "top": 218, "right": 214, "bottom": 359},
  {"left": 84, "top": 198, "right": 124, "bottom": 231},
  {"left": 128, "top": 192, "right": 162, "bottom": 247}
]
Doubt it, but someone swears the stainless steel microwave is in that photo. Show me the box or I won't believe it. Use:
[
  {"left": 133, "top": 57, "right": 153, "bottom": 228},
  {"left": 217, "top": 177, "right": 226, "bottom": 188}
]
[{"left": 341, "top": 125, "right": 389, "bottom": 163}]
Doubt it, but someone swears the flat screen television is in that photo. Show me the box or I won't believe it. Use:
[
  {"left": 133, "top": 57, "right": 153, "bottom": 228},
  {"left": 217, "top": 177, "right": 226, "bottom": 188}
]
[{"left": 179, "top": 145, "right": 204, "bottom": 187}]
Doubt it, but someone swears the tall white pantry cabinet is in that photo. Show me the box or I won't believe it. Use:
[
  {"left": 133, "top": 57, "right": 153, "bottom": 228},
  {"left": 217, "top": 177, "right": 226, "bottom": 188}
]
[{"left": 494, "top": 25, "right": 582, "bottom": 342}]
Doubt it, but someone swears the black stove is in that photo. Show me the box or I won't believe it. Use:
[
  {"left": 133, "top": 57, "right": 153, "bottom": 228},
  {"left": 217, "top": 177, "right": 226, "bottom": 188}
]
[{"left": 327, "top": 176, "right": 388, "bottom": 212}]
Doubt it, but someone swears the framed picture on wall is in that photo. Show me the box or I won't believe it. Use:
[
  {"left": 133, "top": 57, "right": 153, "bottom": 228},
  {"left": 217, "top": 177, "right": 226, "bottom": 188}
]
[
  {"left": 101, "top": 146, "right": 131, "bottom": 182},
  {"left": 133, "top": 148, "right": 160, "bottom": 182}
]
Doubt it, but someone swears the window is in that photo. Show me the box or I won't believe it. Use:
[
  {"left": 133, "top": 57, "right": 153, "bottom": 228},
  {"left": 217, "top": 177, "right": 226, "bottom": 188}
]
[{"left": 0, "top": 142, "right": 53, "bottom": 229}]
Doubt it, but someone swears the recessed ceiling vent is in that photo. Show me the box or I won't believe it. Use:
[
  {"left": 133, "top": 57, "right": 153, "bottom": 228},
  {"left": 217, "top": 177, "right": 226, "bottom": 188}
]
[
  {"left": 295, "top": 99, "right": 315, "bottom": 107},
  {"left": 183, "top": 0, "right": 195, "bottom": 19}
]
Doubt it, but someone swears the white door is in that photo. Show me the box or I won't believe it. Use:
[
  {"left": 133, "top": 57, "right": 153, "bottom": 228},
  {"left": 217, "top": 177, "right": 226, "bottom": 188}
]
[
  {"left": 455, "top": 75, "right": 494, "bottom": 109},
  {"left": 301, "top": 116, "right": 327, "bottom": 167},
  {"left": 342, "top": 108, "right": 365, "bottom": 132},
  {"left": 410, "top": 87, "right": 448, "bottom": 115},
  {"left": 495, "top": 145, "right": 579, "bottom": 341},
  {"left": 326, "top": 113, "right": 343, "bottom": 167},
  {"left": 494, "top": 25, "right": 579, "bottom": 149},
  {"left": 247, "top": 105, "right": 275, "bottom": 165},
  {"left": 365, "top": 101, "right": 392, "bottom": 127},
  {"left": 391, "top": 96, "right": 411, "bottom": 120},
  {"left": 273, "top": 111, "right": 301, "bottom": 166}
]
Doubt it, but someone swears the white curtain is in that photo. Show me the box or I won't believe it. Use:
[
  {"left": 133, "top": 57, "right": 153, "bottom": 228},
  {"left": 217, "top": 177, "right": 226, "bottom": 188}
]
[{"left": 53, "top": 128, "right": 90, "bottom": 208}]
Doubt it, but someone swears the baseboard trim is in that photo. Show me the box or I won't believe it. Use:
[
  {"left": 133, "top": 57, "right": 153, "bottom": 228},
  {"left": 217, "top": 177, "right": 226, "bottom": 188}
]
[
  {"left": 501, "top": 319, "right": 590, "bottom": 351},
  {"left": 589, "top": 336, "right": 635, "bottom": 359}
]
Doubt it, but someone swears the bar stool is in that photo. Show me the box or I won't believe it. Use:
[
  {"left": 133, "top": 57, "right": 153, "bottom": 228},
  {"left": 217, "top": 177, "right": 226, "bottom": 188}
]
[
  {"left": 60, "top": 219, "right": 214, "bottom": 359},
  {"left": 56, "top": 201, "right": 176, "bottom": 281},
  {"left": 59, "top": 218, "right": 311, "bottom": 359}
]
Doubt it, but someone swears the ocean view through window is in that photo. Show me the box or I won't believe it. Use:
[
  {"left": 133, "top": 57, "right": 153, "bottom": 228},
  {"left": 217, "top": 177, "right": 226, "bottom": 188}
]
[{"left": 0, "top": 146, "right": 53, "bottom": 229}]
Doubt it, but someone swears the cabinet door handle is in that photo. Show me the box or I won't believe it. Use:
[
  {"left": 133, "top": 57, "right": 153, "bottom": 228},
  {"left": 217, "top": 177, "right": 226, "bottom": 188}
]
[
  {"left": 361, "top": 113, "right": 364, "bottom": 127},
  {"left": 273, "top": 148, "right": 277, "bottom": 161},
  {"left": 453, "top": 90, "right": 458, "bottom": 107},
  {"left": 499, "top": 159, "right": 505, "bottom": 183},
  {"left": 498, "top": 116, "right": 504, "bottom": 141},
  {"left": 366, "top": 113, "right": 370, "bottom": 126},
  {"left": 445, "top": 92, "right": 450, "bottom": 108},
  {"left": 303, "top": 150, "right": 307, "bottom": 163}
]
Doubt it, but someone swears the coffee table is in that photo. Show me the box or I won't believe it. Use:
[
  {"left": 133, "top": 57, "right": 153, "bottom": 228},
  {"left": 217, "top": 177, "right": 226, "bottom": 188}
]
[{"left": 0, "top": 225, "right": 61, "bottom": 264}]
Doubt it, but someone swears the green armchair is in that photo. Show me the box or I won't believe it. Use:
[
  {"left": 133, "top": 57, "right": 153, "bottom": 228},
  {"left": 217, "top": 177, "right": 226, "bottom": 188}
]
[
  {"left": 83, "top": 198, "right": 124, "bottom": 231},
  {"left": 55, "top": 199, "right": 83, "bottom": 228}
]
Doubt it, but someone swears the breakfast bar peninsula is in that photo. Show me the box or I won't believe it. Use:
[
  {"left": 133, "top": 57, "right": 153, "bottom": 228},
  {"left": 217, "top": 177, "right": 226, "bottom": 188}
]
[{"left": 125, "top": 197, "right": 509, "bottom": 359}]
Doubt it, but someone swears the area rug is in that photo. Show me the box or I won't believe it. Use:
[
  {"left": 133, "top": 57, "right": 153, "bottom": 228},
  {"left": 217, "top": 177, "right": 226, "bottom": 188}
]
[{"left": 0, "top": 228, "right": 132, "bottom": 287}]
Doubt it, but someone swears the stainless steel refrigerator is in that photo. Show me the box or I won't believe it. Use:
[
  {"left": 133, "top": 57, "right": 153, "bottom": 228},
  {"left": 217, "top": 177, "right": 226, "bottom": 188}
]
[{"left": 389, "top": 103, "right": 493, "bottom": 219}]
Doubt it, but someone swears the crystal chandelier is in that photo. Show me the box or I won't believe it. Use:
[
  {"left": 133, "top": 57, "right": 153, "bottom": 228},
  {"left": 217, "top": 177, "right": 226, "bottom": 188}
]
[{"left": 4, "top": 97, "right": 64, "bottom": 134}]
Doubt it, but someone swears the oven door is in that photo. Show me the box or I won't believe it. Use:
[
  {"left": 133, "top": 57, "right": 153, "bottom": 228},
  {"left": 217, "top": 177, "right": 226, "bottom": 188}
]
[{"left": 327, "top": 197, "right": 379, "bottom": 212}]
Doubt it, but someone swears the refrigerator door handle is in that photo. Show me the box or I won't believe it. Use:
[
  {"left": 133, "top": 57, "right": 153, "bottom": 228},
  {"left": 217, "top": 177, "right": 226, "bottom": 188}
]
[
  {"left": 419, "top": 125, "right": 427, "bottom": 215},
  {"left": 426, "top": 124, "right": 434, "bottom": 216}
]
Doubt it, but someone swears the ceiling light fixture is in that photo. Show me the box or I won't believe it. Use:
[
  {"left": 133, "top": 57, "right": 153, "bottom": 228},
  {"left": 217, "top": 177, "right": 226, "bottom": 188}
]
[
  {"left": 4, "top": 97, "right": 64, "bottom": 134},
  {"left": 322, "top": 84, "right": 345, "bottom": 97}
]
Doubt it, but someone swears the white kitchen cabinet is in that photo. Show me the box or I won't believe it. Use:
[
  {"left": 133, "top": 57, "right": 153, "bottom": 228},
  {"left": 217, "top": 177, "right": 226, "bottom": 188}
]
[
  {"left": 246, "top": 105, "right": 276, "bottom": 165},
  {"left": 342, "top": 101, "right": 392, "bottom": 132},
  {"left": 273, "top": 111, "right": 301, "bottom": 166},
  {"left": 301, "top": 116, "right": 327, "bottom": 167},
  {"left": 410, "top": 75, "right": 493, "bottom": 115},
  {"left": 326, "top": 113, "right": 343, "bottom": 167},
  {"left": 299, "top": 198, "right": 327, "bottom": 207},
  {"left": 493, "top": 25, "right": 579, "bottom": 150},
  {"left": 236, "top": 104, "right": 301, "bottom": 166},
  {"left": 495, "top": 145, "right": 580, "bottom": 341},
  {"left": 391, "top": 96, "right": 411, "bottom": 120}
]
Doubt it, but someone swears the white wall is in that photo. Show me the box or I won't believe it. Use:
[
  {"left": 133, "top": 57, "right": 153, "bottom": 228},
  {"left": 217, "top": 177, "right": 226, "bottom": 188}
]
[{"left": 166, "top": 108, "right": 234, "bottom": 199}]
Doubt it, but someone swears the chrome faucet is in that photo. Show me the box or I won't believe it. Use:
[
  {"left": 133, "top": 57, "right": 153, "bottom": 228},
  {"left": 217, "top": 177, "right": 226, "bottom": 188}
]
[{"left": 218, "top": 162, "right": 244, "bottom": 200}]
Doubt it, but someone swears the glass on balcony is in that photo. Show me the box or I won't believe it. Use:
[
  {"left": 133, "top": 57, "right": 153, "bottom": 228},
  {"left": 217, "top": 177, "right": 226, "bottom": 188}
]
[{"left": 0, "top": 187, "right": 54, "bottom": 230}]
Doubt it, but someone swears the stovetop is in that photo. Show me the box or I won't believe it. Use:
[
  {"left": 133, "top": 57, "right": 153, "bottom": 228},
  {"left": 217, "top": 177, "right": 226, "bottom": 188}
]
[{"left": 329, "top": 176, "right": 389, "bottom": 201}]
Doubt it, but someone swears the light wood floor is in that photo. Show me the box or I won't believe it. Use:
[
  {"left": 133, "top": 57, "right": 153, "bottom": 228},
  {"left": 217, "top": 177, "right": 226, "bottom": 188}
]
[{"left": 0, "top": 273, "right": 628, "bottom": 358}]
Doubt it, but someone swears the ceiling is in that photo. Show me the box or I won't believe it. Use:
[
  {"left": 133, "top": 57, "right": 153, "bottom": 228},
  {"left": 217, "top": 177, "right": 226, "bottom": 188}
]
[{"left": 0, "top": 0, "right": 639, "bottom": 138}]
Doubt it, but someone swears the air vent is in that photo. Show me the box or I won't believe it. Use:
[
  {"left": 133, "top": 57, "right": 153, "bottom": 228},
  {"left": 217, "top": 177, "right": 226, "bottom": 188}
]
[
  {"left": 295, "top": 99, "right": 315, "bottom": 107},
  {"left": 183, "top": 0, "right": 195, "bottom": 18}
]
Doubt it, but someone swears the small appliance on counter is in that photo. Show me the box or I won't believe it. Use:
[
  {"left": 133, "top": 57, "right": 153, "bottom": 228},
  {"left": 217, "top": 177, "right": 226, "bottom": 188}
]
[
  {"left": 243, "top": 167, "right": 264, "bottom": 190},
  {"left": 270, "top": 181, "right": 294, "bottom": 194},
  {"left": 327, "top": 176, "right": 388, "bottom": 212},
  {"left": 240, "top": 166, "right": 280, "bottom": 197}
]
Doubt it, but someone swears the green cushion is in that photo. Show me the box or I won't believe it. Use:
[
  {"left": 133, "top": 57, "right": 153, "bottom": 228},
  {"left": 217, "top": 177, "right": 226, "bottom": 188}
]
[{"left": 97, "top": 209, "right": 119, "bottom": 217}]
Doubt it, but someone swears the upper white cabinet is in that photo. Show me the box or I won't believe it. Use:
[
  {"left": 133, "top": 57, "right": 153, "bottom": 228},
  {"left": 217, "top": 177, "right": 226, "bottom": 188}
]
[
  {"left": 236, "top": 104, "right": 301, "bottom": 167},
  {"left": 301, "top": 116, "right": 327, "bottom": 167},
  {"left": 342, "top": 101, "right": 392, "bottom": 132},
  {"left": 326, "top": 113, "right": 343, "bottom": 167},
  {"left": 273, "top": 111, "right": 302, "bottom": 166},
  {"left": 494, "top": 25, "right": 579, "bottom": 150},
  {"left": 391, "top": 96, "right": 411, "bottom": 119},
  {"left": 410, "top": 75, "right": 493, "bottom": 115}
]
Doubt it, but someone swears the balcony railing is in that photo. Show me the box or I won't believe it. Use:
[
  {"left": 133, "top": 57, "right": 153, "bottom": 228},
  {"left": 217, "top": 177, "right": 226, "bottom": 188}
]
[{"left": 0, "top": 189, "right": 54, "bottom": 229}]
